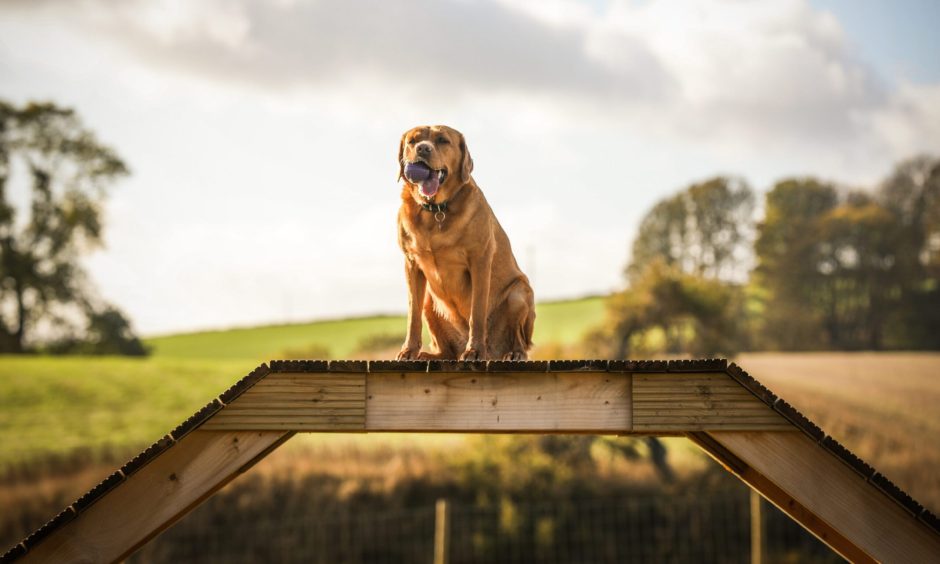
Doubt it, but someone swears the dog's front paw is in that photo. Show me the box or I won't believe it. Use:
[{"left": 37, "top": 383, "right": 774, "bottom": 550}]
[
  {"left": 460, "top": 347, "right": 483, "bottom": 361},
  {"left": 502, "top": 351, "right": 528, "bottom": 361},
  {"left": 397, "top": 346, "right": 421, "bottom": 360}
]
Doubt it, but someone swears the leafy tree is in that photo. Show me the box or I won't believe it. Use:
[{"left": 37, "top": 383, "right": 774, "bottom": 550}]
[
  {"left": 755, "top": 177, "right": 917, "bottom": 350},
  {"left": 47, "top": 306, "right": 149, "bottom": 356},
  {"left": 753, "top": 179, "right": 839, "bottom": 349},
  {"left": 589, "top": 259, "right": 742, "bottom": 359},
  {"left": 877, "top": 156, "right": 940, "bottom": 347},
  {"left": 814, "top": 195, "right": 900, "bottom": 349},
  {"left": 630, "top": 177, "right": 755, "bottom": 283},
  {"left": 0, "top": 100, "right": 138, "bottom": 353},
  {"left": 879, "top": 156, "right": 940, "bottom": 274},
  {"left": 592, "top": 177, "right": 753, "bottom": 360}
]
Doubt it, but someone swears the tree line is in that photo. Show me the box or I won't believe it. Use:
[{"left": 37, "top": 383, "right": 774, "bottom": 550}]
[{"left": 590, "top": 157, "right": 940, "bottom": 356}]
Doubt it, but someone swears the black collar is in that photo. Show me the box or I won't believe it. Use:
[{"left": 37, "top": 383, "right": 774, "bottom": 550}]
[
  {"left": 417, "top": 182, "right": 468, "bottom": 216},
  {"left": 420, "top": 200, "right": 448, "bottom": 213}
]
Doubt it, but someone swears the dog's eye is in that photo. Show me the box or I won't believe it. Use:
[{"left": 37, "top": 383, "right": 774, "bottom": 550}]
[
  {"left": 407, "top": 138, "right": 417, "bottom": 145},
  {"left": 437, "top": 137, "right": 450, "bottom": 145}
]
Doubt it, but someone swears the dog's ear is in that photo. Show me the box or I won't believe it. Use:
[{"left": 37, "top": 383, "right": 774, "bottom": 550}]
[
  {"left": 397, "top": 132, "right": 407, "bottom": 181},
  {"left": 459, "top": 133, "right": 474, "bottom": 184}
]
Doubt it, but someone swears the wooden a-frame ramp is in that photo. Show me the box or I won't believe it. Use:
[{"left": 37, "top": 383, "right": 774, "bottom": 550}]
[{"left": 4, "top": 359, "right": 939, "bottom": 563}]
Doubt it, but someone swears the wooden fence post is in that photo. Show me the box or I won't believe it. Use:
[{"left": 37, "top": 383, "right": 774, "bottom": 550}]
[
  {"left": 750, "top": 489, "right": 764, "bottom": 564},
  {"left": 434, "top": 498, "right": 450, "bottom": 564}
]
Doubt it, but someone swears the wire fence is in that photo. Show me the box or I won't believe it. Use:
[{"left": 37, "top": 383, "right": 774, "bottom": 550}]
[{"left": 130, "top": 489, "right": 840, "bottom": 563}]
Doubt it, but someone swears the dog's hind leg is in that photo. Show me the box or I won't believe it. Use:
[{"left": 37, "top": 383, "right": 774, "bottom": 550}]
[
  {"left": 506, "top": 299, "right": 535, "bottom": 361},
  {"left": 488, "top": 281, "right": 535, "bottom": 361}
]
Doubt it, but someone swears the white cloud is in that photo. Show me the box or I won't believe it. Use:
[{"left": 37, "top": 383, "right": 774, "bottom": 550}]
[
  {"left": 2, "top": 0, "right": 938, "bottom": 334},
  {"left": 97, "top": 0, "right": 251, "bottom": 49},
  {"left": 5, "top": 0, "right": 929, "bottom": 156},
  {"left": 69, "top": 0, "right": 673, "bottom": 107},
  {"left": 871, "top": 81, "right": 940, "bottom": 159}
]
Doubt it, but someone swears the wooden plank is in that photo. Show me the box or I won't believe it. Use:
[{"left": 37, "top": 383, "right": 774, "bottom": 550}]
[
  {"left": 633, "top": 371, "right": 789, "bottom": 431},
  {"left": 703, "top": 431, "right": 940, "bottom": 563},
  {"left": 258, "top": 373, "right": 365, "bottom": 383},
  {"left": 246, "top": 375, "right": 364, "bottom": 395},
  {"left": 635, "top": 388, "right": 754, "bottom": 402},
  {"left": 200, "top": 422, "right": 365, "bottom": 431},
  {"left": 246, "top": 382, "right": 365, "bottom": 393},
  {"left": 633, "top": 388, "right": 750, "bottom": 395},
  {"left": 237, "top": 392, "right": 365, "bottom": 401},
  {"left": 19, "top": 430, "right": 291, "bottom": 564},
  {"left": 202, "top": 371, "right": 367, "bottom": 431},
  {"left": 203, "top": 415, "right": 364, "bottom": 431},
  {"left": 688, "top": 432, "right": 870, "bottom": 562},
  {"left": 252, "top": 375, "right": 364, "bottom": 387},
  {"left": 633, "top": 379, "right": 744, "bottom": 387},
  {"left": 634, "top": 412, "right": 780, "bottom": 421},
  {"left": 636, "top": 423, "right": 793, "bottom": 432},
  {"left": 222, "top": 400, "right": 366, "bottom": 409},
  {"left": 214, "top": 407, "right": 366, "bottom": 416},
  {"left": 365, "top": 371, "right": 631, "bottom": 432},
  {"left": 633, "top": 374, "right": 745, "bottom": 387},
  {"left": 634, "top": 416, "right": 788, "bottom": 425},
  {"left": 633, "top": 400, "right": 764, "bottom": 409},
  {"left": 635, "top": 405, "right": 774, "bottom": 413},
  {"left": 245, "top": 386, "right": 364, "bottom": 394},
  {"left": 634, "top": 415, "right": 787, "bottom": 424},
  {"left": 201, "top": 411, "right": 365, "bottom": 420},
  {"left": 633, "top": 375, "right": 747, "bottom": 385},
  {"left": 634, "top": 389, "right": 755, "bottom": 396}
]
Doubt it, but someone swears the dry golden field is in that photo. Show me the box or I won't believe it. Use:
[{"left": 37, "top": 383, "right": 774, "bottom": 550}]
[{"left": 736, "top": 352, "right": 940, "bottom": 514}]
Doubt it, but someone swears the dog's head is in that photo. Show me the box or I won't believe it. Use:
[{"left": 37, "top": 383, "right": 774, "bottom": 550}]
[{"left": 398, "top": 125, "right": 473, "bottom": 201}]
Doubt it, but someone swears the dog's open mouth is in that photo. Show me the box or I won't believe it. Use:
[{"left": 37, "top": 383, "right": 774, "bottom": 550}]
[{"left": 404, "top": 161, "right": 448, "bottom": 198}]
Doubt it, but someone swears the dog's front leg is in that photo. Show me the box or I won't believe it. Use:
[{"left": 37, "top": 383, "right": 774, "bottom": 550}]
[
  {"left": 397, "top": 256, "right": 426, "bottom": 360},
  {"left": 460, "top": 248, "right": 493, "bottom": 361}
]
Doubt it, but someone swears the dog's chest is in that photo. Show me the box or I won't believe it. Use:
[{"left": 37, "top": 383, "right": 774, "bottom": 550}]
[
  {"left": 405, "top": 226, "right": 467, "bottom": 278},
  {"left": 410, "top": 232, "right": 463, "bottom": 264}
]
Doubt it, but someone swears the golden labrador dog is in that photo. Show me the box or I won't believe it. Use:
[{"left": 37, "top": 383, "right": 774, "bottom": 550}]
[{"left": 395, "top": 125, "right": 535, "bottom": 361}]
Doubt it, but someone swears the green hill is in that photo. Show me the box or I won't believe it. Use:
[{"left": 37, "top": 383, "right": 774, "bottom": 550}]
[{"left": 146, "top": 295, "right": 607, "bottom": 360}]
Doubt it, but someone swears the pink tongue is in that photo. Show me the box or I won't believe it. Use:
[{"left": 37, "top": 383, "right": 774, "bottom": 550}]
[{"left": 420, "top": 175, "right": 439, "bottom": 197}]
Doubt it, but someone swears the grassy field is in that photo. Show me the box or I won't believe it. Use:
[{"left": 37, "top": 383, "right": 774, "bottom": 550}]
[
  {"left": 146, "top": 316, "right": 406, "bottom": 360},
  {"left": 145, "top": 296, "right": 607, "bottom": 360},
  {"left": 0, "top": 357, "right": 249, "bottom": 470}
]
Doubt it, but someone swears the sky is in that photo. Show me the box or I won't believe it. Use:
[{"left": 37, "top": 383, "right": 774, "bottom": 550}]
[{"left": 1, "top": 0, "right": 938, "bottom": 336}]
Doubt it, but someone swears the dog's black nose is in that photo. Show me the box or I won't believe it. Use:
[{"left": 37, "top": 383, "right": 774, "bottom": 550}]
[{"left": 416, "top": 143, "right": 432, "bottom": 157}]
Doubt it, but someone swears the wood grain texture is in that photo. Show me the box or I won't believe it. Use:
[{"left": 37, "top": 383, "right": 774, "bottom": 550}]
[
  {"left": 365, "top": 371, "right": 631, "bottom": 432},
  {"left": 19, "top": 430, "right": 291, "bottom": 564},
  {"left": 633, "top": 372, "right": 792, "bottom": 431},
  {"left": 688, "top": 432, "right": 873, "bottom": 563},
  {"left": 202, "top": 372, "right": 366, "bottom": 431},
  {"left": 708, "top": 431, "right": 940, "bottom": 563}
]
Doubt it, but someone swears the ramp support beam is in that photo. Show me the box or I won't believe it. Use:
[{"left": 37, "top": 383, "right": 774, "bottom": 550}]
[
  {"left": 20, "top": 431, "right": 292, "bottom": 563},
  {"left": 690, "top": 431, "right": 940, "bottom": 563}
]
